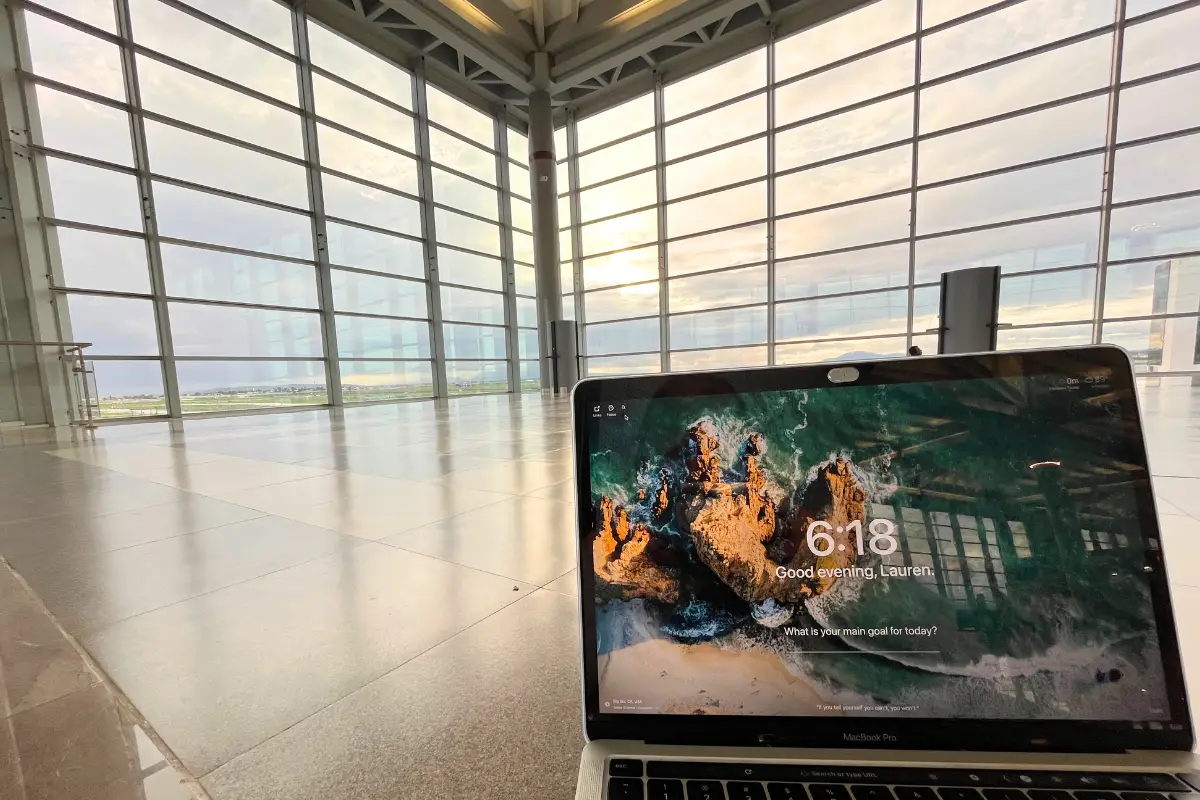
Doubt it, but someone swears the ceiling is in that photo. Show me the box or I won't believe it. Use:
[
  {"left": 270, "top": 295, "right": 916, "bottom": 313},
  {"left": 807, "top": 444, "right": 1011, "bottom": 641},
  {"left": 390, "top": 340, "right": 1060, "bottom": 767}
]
[{"left": 306, "top": 0, "right": 871, "bottom": 116}]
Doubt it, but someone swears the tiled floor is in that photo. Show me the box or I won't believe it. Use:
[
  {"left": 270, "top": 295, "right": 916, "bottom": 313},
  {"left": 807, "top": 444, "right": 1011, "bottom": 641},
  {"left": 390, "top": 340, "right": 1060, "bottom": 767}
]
[{"left": 0, "top": 380, "right": 1198, "bottom": 799}]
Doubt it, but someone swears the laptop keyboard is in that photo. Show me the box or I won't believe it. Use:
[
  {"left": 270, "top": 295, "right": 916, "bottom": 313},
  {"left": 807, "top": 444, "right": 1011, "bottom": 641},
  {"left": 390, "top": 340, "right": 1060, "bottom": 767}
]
[{"left": 605, "top": 762, "right": 1200, "bottom": 800}]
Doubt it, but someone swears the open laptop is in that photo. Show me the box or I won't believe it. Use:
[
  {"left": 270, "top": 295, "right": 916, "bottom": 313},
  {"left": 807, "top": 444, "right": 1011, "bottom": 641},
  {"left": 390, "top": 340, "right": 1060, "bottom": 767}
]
[{"left": 570, "top": 346, "right": 1197, "bottom": 800}]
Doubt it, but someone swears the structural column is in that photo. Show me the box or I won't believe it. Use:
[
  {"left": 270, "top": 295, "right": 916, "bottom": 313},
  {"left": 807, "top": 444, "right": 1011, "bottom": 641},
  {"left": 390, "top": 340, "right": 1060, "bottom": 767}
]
[{"left": 526, "top": 85, "right": 562, "bottom": 390}]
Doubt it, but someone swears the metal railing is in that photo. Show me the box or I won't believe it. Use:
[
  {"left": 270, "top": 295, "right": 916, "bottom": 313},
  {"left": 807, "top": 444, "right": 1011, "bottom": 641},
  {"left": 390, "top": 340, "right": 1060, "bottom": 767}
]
[{"left": 0, "top": 339, "right": 96, "bottom": 428}]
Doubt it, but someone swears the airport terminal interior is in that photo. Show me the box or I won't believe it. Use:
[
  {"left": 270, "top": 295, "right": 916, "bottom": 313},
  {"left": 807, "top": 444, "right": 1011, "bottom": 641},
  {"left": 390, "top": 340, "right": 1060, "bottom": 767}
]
[{"left": 0, "top": 0, "right": 1198, "bottom": 796}]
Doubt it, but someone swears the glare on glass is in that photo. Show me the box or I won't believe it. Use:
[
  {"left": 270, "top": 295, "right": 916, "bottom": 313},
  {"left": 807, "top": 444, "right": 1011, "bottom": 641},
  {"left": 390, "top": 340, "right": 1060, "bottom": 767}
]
[
  {"left": 670, "top": 305, "right": 767, "bottom": 348},
  {"left": 581, "top": 209, "right": 658, "bottom": 256},
  {"left": 998, "top": 268, "right": 1096, "bottom": 326},
  {"left": 332, "top": 270, "right": 428, "bottom": 319},
  {"left": 775, "top": 43, "right": 915, "bottom": 128},
  {"left": 664, "top": 48, "right": 767, "bottom": 121},
  {"left": 577, "top": 133, "right": 656, "bottom": 188},
  {"left": 777, "top": 144, "right": 911, "bottom": 215},
  {"left": 153, "top": 180, "right": 314, "bottom": 259},
  {"left": 776, "top": 290, "right": 909, "bottom": 341},
  {"left": 341, "top": 361, "right": 433, "bottom": 402},
  {"left": 576, "top": 94, "right": 654, "bottom": 153},
  {"left": 585, "top": 282, "right": 659, "bottom": 323},
  {"left": 1117, "top": 72, "right": 1200, "bottom": 143},
  {"left": 774, "top": 0, "right": 915, "bottom": 80},
  {"left": 161, "top": 243, "right": 318, "bottom": 308},
  {"left": 669, "top": 266, "right": 768, "bottom": 314},
  {"left": 25, "top": 13, "right": 124, "bottom": 100},
  {"left": 55, "top": 229, "right": 150, "bottom": 294},
  {"left": 325, "top": 221, "right": 423, "bottom": 278},
  {"left": 671, "top": 346, "right": 768, "bottom": 371},
  {"left": 441, "top": 285, "right": 505, "bottom": 325},
  {"left": 579, "top": 170, "right": 657, "bottom": 222},
  {"left": 583, "top": 245, "right": 659, "bottom": 290},
  {"left": 586, "top": 317, "right": 660, "bottom": 356},
  {"left": 667, "top": 181, "right": 767, "bottom": 239},
  {"left": 306, "top": 21, "right": 412, "bottom": 109},
  {"left": 334, "top": 315, "right": 430, "bottom": 359},
  {"left": 667, "top": 224, "right": 767, "bottom": 277},
  {"left": 1109, "top": 196, "right": 1200, "bottom": 261},
  {"left": 176, "top": 360, "right": 328, "bottom": 411},
  {"left": 1104, "top": 257, "right": 1200, "bottom": 320},
  {"left": 62, "top": 295, "right": 159, "bottom": 356},
  {"left": 438, "top": 247, "right": 502, "bottom": 291},
  {"left": 664, "top": 95, "right": 767, "bottom": 161},
  {"left": 432, "top": 167, "right": 498, "bottom": 221},
  {"left": 428, "top": 128, "right": 497, "bottom": 184},
  {"left": 1120, "top": 4, "right": 1200, "bottom": 82},
  {"left": 34, "top": 86, "right": 133, "bottom": 166},
  {"left": 426, "top": 86, "right": 494, "bottom": 148},
  {"left": 435, "top": 208, "right": 501, "bottom": 256},
  {"left": 666, "top": 139, "right": 767, "bottom": 201},
  {"left": 312, "top": 75, "right": 417, "bottom": 153},
  {"left": 44, "top": 158, "right": 143, "bottom": 231},
  {"left": 775, "top": 243, "right": 910, "bottom": 300},
  {"left": 443, "top": 323, "right": 507, "bottom": 360},
  {"left": 145, "top": 120, "right": 310, "bottom": 209},
  {"left": 169, "top": 303, "right": 323, "bottom": 357},
  {"left": 775, "top": 194, "right": 911, "bottom": 258},
  {"left": 322, "top": 173, "right": 422, "bottom": 238},
  {"left": 1111, "top": 133, "right": 1200, "bottom": 205},
  {"left": 913, "top": 212, "right": 1100, "bottom": 284},
  {"left": 777, "top": 337, "right": 907, "bottom": 365},
  {"left": 176, "top": 0, "right": 294, "bottom": 50},
  {"left": 775, "top": 94, "right": 912, "bottom": 173},
  {"left": 587, "top": 353, "right": 660, "bottom": 375}
]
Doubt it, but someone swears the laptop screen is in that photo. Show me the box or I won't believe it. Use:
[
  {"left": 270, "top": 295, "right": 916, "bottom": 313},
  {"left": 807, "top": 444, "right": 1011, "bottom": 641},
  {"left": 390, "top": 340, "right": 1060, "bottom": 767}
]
[{"left": 582, "top": 361, "right": 1173, "bottom": 723}]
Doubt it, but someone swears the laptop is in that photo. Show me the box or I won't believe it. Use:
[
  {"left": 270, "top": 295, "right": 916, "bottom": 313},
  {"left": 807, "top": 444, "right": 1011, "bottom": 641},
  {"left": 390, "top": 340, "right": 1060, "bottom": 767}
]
[{"left": 570, "top": 345, "right": 1197, "bottom": 800}]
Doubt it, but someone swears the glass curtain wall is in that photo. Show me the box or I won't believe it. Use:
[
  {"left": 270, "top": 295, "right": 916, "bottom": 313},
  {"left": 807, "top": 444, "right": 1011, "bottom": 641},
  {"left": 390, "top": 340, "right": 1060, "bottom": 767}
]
[
  {"left": 560, "top": 0, "right": 1200, "bottom": 377},
  {"left": 21, "top": 0, "right": 536, "bottom": 418}
]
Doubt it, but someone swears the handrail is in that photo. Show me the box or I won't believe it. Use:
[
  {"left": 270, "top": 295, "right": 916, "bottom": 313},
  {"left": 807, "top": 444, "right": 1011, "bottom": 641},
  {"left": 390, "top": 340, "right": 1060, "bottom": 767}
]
[
  {"left": 0, "top": 339, "right": 96, "bottom": 428},
  {"left": 0, "top": 339, "right": 93, "bottom": 348}
]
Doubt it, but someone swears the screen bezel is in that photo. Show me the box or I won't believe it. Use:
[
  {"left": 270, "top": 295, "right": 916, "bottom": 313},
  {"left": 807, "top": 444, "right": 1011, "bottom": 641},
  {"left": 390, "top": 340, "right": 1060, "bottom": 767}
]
[{"left": 572, "top": 346, "right": 1193, "bottom": 752}]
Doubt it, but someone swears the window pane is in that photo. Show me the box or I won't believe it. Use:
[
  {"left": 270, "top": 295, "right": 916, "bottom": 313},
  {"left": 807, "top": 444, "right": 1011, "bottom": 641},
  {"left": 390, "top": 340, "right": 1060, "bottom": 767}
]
[
  {"left": 441, "top": 286, "right": 504, "bottom": 325},
  {"left": 581, "top": 209, "right": 658, "bottom": 255},
  {"left": 919, "top": 96, "right": 1108, "bottom": 185},
  {"left": 438, "top": 248, "right": 500, "bottom": 291},
  {"left": 1109, "top": 196, "right": 1200, "bottom": 260},
  {"left": 341, "top": 361, "right": 433, "bottom": 402},
  {"left": 775, "top": 0, "right": 915, "bottom": 80},
  {"left": 588, "top": 353, "right": 660, "bottom": 375},
  {"left": 511, "top": 197, "right": 532, "bottom": 232},
  {"left": 332, "top": 271, "right": 427, "bottom": 318},
  {"left": 665, "top": 49, "right": 766, "bottom": 120},
  {"left": 776, "top": 194, "right": 911, "bottom": 258},
  {"left": 26, "top": 13, "right": 124, "bottom": 100},
  {"left": 178, "top": 0, "right": 293, "bottom": 50},
  {"left": 580, "top": 171, "right": 657, "bottom": 222},
  {"left": 513, "top": 231, "right": 534, "bottom": 264},
  {"left": 313, "top": 76, "right": 416, "bottom": 153},
  {"left": 586, "top": 318, "right": 660, "bottom": 356},
  {"left": 62, "top": 295, "right": 159, "bottom": 355},
  {"left": 56, "top": 229, "right": 150, "bottom": 294},
  {"left": 326, "top": 222, "right": 423, "bottom": 278},
  {"left": 558, "top": 229, "right": 572, "bottom": 264},
  {"left": 776, "top": 243, "right": 910, "bottom": 300},
  {"left": 919, "top": 34, "right": 1112, "bottom": 133},
  {"left": 154, "top": 181, "right": 314, "bottom": 258},
  {"left": 507, "top": 128, "right": 528, "bottom": 161},
  {"left": 577, "top": 95, "right": 654, "bottom": 152},
  {"left": 92, "top": 360, "right": 166, "bottom": 419},
  {"left": 318, "top": 124, "right": 419, "bottom": 195},
  {"left": 997, "top": 323, "right": 1093, "bottom": 350},
  {"left": 161, "top": 243, "right": 318, "bottom": 307},
  {"left": 44, "top": 158, "right": 143, "bottom": 231},
  {"left": 307, "top": 22, "right": 412, "bottom": 109},
  {"left": 435, "top": 208, "right": 500, "bottom": 256},
  {"left": 585, "top": 283, "right": 659, "bottom": 323},
  {"left": 911, "top": 285, "right": 940, "bottom": 333},
  {"left": 335, "top": 315, "right": 430, "bottom": 358},
  {"left": 446, "top": 361, "right": 508, "bottom": 394},
  {"left": 1102, "top": 318, "right": 1200, "bottom": 372},
  {"left": 170, "top": 304, "right": 322, "bottom": 356},
  {"left": 914, "top": 212, "right": 1100, "bottom": 283},
  {"left": 518, "top": 329, "right": 538, "bottom": 359},
  {"left": 999, "top": 268, "right": 1096, "bottom": 326},
  {"left": 922, "top": 0, "right": 1002, "bottom": 28},
  {"left": 669, "top": 266, "right": 767, "bottom": 313},
  {"left": 128, "top": 0, "right": 296, "bottom": 104},
  {"left": 1121, "top": 4, "right": 1200, "bottom": 82},
  {"left": 516, "top": 297, "right": 537, "bottom": 327},
  {"left": 666, "top": 139, "right": 766, "bottom": 201},
  {"left": 671, "top": 346, "right": 768, "bottom": 371},
  {"left": 429, "top": 129, "right": 496, "bottom": 184},
  {"left": 427, "top": 87, "right": 493, "bottom": 148},
  {"left": 670, "top": 306, "right": 767, "bottom": 348},
  {"left": 668, "top": 224, "right": 767, "bottom": 276},
  {"left": 443, "top": 323, "right": 507, "bottom": 359},
  {"left": 35, "top": 86, "right": 132, "bottom": 166},
  {"left": 1117, "top": 72, "right": 1200, "bottom": 143},
  {"left": 921, "top": 0, "right": 1114, "bottom": 81},
  {"left": 917, "top": 155, "right": 1103, "bottom": 235},
  {"left": 145, "top": 120, "right": 310, "bottom": 208},
  {"left": 775, "top": 94, "right": 913, "bottom": 173},
  {"left": 515, "top": 264, "right": 535, "bottom": 296},
  {"left": 1112, "top": 133, "right": 1200, "bottom": 204},
  {"left": 176, "top": 360, "right": 327, "bottom": 411},
  {"left": 776, "top": 290, "right": 909, "bottom": 341},
  {"left": 777, "top": 336, "right": 907, "bottom": 364},
  {"left": 775, "top": 43, "right": 915, "bottom": 128},
  {"left": 1104, "top": 256, "right": 1200, "bottom": 319},
  {"left": 322, "top": 174, "right": 421, "bottom": 238},
  {"left": 1127, "top": 0, "right": 1188, "bottom": 17},
  {"left": 664, "top": 96, "right": 766, "bottom": 161},
  {"left": 137, "top": 56, "right": 304, "bottom": 158},
  {"left": 578, "top": 134, "right": 656, "bottom": 187},
  {"left": 777, "top": 144, "right": 911, "bottom": 214},
  {"left": 667, "top": 181, "right": 767, "bottom": 239},
  {"left": 36, "top": 0, "right": 115, "bottom": 31},
  {"left": 583, "top": 245, "right": 659, "bottom": 289},
  {"left": 432, "top": 168, "right": 498, "bottom": 220}
]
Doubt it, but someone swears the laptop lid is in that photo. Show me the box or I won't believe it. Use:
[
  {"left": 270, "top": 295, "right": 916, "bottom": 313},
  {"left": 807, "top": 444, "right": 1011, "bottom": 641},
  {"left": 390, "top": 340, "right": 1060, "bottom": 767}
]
[{"left": 571, "top": 346, "right": 1192, "bottom": 753}]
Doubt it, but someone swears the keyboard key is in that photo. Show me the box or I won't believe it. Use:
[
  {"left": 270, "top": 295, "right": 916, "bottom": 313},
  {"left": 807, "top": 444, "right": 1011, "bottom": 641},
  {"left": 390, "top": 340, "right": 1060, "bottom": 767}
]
[
  {"left": 895, "top": 788, "right": 939, "bottom": 800},
  {"left": 1122, "top": 794, "right": 1169, "bottom": 800},
  {"left": 1028, "top": 791, "right": 1073, "bottom": 800},
  {"left": 939, "top": 789, "right": 985, "bottom": 800},
  {"left": 810, "top": 785, "right": 853, "bottom": 800},
  {"left": 768, "top": 784, "right": 808, "bottom": 800},
  {"left": 852, "top": 786, "right": 896, "bottom": 800},
  {"left": 649, "top": 779, "right": 686, "bottom": 800},
  {"left": 687, "top": 780, "right": 727, "bottom": 800},
  {"left": 1077, "top": 792, "right": 1122, "bottom": 800},
  {"left": 983, "top": 790, "right": 1027, "bottom": 800},
  {"left": 610, "top": 777, "right": 646, "bottom": 800},
  {"left": 611, "top": 760, "right": 645, "bottom": 778},
  {"left": 1179, "top": 775, "right": 1200, "bottom": 792},
  {"left": 728, "top": 783, "right": 768, "bottom": 800},
  {"left": 1131, "top": 777, "right": 1191, "bottom": 792}
]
